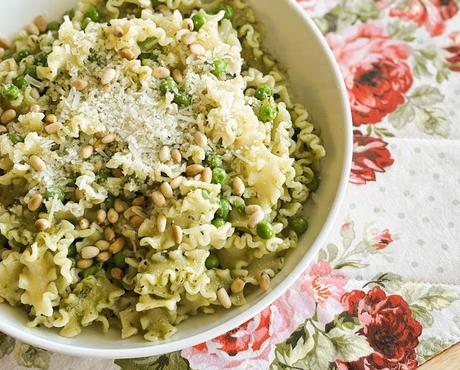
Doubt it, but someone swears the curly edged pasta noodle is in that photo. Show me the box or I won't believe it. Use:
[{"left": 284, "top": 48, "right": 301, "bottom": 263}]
[{"left": 0, "top": 0, "right": 325, "bottom": 340}]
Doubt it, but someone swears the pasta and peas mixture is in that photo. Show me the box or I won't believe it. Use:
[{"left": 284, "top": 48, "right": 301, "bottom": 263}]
[{"left": 0, "top": 0, "right": 325, "bottom": 341}]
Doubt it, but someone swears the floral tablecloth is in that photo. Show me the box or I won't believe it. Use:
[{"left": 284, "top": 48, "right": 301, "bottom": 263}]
[{"left": 2, "top": 0, "right": 460, "bottom": 369}]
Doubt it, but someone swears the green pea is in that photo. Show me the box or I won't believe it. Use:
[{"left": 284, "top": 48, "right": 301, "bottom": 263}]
[
  {"left": 45, "top": 187, "right": 65, "bottom": 202},
  {"left": 47, "top": 21, "right": 61, "bottom": 32},
  {"left": 201, "top": 189, "right": 210, "bottom": 200},
  {"left": 113, "top": 251, "right": 127, "bottom": 269},
  {"left": 25, "top": 65, "right": 38, "bottom": 79},
  {"left": 14, "top": 76, "right": 29, "bottom": 89},
  {"left": 8, "top": 133, "right": 24, "bottom": 144},
  {"left": 255, "top": 86, "right": 273, "bottom": 100},
  {"left": 138, "top": 37, "right": 156, "bottom": 51},
  {"left": 212, "top": 168, "right": 228, "bottom": 185},
  {"left": 1, "top": 84, "right": 20, "bottom": 100},
  {"left": 67, "top": 243, "right": 77, "bottom": 257},
  {"left": 216, "top": 198, "right": 231, "bottom": 220},
  {"left": 307, "top": 175, "right": 320, "bottom": 192},
  {"left": 212, "top": 59, "right": 226, "bottom": 78},
  {"left": 81, "top": 17, "right": 92, "bottom": 30},
  {"left": 215, "top": 4, "right": 233, "bottom": 19},
  {"left": 192, "top": 12, "right": 206, "bottom": 30},
  {"left": 259, "top": 99, "right": 278, "bottom": 122},
  {"left": 206, "top": 154, "right": 223, "bottom": 169},
  {"left": 84, "top": 6, "right": 101, "bottom": 22},
  {"left": 289, "top": 216, "right": 308, "bottom": 235},
  {"left": 63, "top": 9, "right": 75, "bottom": 19},
  {"left": 174, "top": 92, "right": 191, "bottom": 107},
  {"left": 160, "top": 77, "right": 177, "bottom": 94},
  {"left": 205, "top": 253, "right": 219, "bottom": 269},
  {"left": 256, "top": 221, "right": 274, "bottom": 240},
  {"left": 0, "top": 234, "right": 7, "bottom": 247},
  {"left": 212, "top": 218, "right": 225, "bottom": 228},
  {"left": 104, "top": 194, "right": 115, "bottom": 209},
  {"left": 81, "top": 265, "right": 100, "bottom": 278},
  {"left": 15, "top": 49, "right": 30, "bottom": 63},
  {"left": 34, "top": 51, "right": 48, "bottom": 66},
  {"left": 232, "top": 198, "right": 246, "bottom": 215}
]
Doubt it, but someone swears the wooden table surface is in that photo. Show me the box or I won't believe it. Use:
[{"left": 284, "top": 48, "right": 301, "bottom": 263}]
[{"left": 419, "top": 342, "right": 460, "bottom": 369}]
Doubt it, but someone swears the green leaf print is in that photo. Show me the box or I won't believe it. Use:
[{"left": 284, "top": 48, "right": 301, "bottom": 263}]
[
  {"left": 410, "top": 304, "right": 434, "bottom": 327},
  {"left": 409, "top": 86, "right": 444, "bottom": 106},
  {"left": 115, "top": 352, "right": 191, "bottom": 370},
  {"left": 418, "top": 287, "right": 459, "bottom": 311},
  {"left": 0, "top": 332, "right": 15, "bottom": 358},
  {"left": 416, "top": 337, "right": 456, "bottom": 364},
  {"left": 388, "top": 20, "right": 417, "bottom": 42},
  {"left": 328, "top": 327, "right": 373, "bottom": 362},
  {"left": 14, "top": 343, "right": 50, "bottom": 369},
  {"left": 305, "top": 332, "right": 336, "bottom": 369}
]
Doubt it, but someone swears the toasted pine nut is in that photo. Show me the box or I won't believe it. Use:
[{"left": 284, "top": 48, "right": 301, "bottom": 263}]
[
  {"left": 120, "top": 48, "right": 135, "bottom": 60},
  {"left": 77, "top": 258, "right": 93, "bottom": 269},
  {"left": 81, "top": 145, "right": 93, "bottom": 159},
  {"left": 248, "top": 210, "right": 264, "bottom": 228},
  {"left": 28, "top": 194, "right": 43, "bottom": 211},
  {"left": 194, "top": 131, "right": 207, "bottom": 147},
  {"left": 104, "top": 227, "right": 115, "bottom": 242},
  {"left": 0, "top": 126, "right": 6, "bottom": 134},
  {"left": 94, "top": 159, "right": 104, "bottom": 172},
  {"left": 153, "top": 66, "right": 170, "bottom": 79},
  {"left": 95, "top": 209, "right": 107, "bottom": 224},
  {"left": 102, "top": 133, "right": 116, "bottom": 144},
  {"left": 172, "top": 69, "right": 183, "bottom": 83},
  {"left": 44, "top": 113, "right": 57, "bottom": 124},
  {"left": 75, "top": 188, "right": 84, "bottom": 201},
  {"left": 190, "top": 43, "right": 205, "bottom": 55},
  {"left": 112, "top": 26, "right": 124, "bottom": 37},
  {"left": 114, "top": 198, "right": 127, "bottom": 213},
  {"left": 79, "top": 218, "right": 90, "bottom": 230},
  {"left": 130, "top": 215, "right": 144, "bottom": 228},
  {"left": 132, "top": 196, "right": 145, "bottom": 206},
  {"left": 231, "top": 278, "right": 246, "bottom": 294},
  {"left": 183, "top": 32, "right": 197, "bottom": 45},
  {"left": 34, "top": 16, "right": 48, "bottom": 33},
  {"left": 112, "top": 168, "right": 123, "bottom": 177},
  {"left": 157, "top": 213, "right": 167, "bottom": 232},
  {"left": 109, "top": 237, "right": 126, "bottom": 254},
  {"left": 101, "top": 68, "right": 116, "bottom": 85},
  {"left": 1, "top": 109, "right": 16, "bottom": 124},
  {"left": 259, "top": 273, "right": 271, "bottom": 291},
  {"left": 26, "top": 23, "right": 40, "bottom": 36},
  {"left": 201, "top": 167, "right": 212, "bottom": 183},
  {"left": 44, "top": 122, "right": 62, "bottom": 134},
  {"left": 72, "top": 79, "right": 88, "bottom": 91},
  {"left": 246, "top": 204, "right": 262, "bottom": 215},
  {"left": 29, "top": 104, "right": 40, "bottom": 113},
  {"left": 107, "top": 208, "right": 119, "bottom": 224},
  {"left": 35, "top": 218, "right": 50, "bottom": 231},
  {"left": 232, "top": 177, "right": 245, "bottom": 196},
  {"left": 0, "top": 48, "right": 4, "bottom": 59},
  {"left": 111, "top": 267, "right": 124, "bottom": 280},
  {"left": 95, "top": 240, "right": 110, "bottom": 251},
  {"left": 81, "top": 246, "right": 100, "bottom": 259},
  {"left": 186, "top": 164, "right": 204, "bottom": 177},
  {"left": 31, "top": 88, "right": 40, "bottom": 99},
  {"left": 172, "top": 224, "right": 183, "bottom": 244},
  {"left": 29, "top": 155, "right": 46, "bottom": 172},
  {"left": 93, "top": 139, "right": 105, "bottom": 152},
  {"left": 217, "top": 288, "right": 232, "bottom": 309},
  {"left": 159, "top": 146, "right": 170, "bottom": 162},
  {"left": 170, "top": 176, "right": 184, "bottom": 189},
  {"left": 160, "top": 182, "right": 173, "bottom": 198},
  {"left": 171, "top": 149, "right": 182, "bottom": 163},
  {"left": 0, "top": 37, "right": 11, "bottom": 49},
  {"left": 151, "top": 191, "right": 166, "bottom": 207},
  {"left": 97, "top": 251, "right": 111, "bottom": 262}
]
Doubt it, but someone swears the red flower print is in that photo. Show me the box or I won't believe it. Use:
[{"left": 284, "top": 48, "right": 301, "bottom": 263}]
[
  {"left": 446, "top": 32, "right": 460, "bottom": 72},
  {"left": 340, "top": 287, "right": 423, "bottom": 370},
  {"left": 296, "top": 0, "right": 339, "bottom": 17},
  {"left": 370, "top": 229, "right": 393, "bottom": 250},
  {"left": 351, "top": 131, "right": 394, "bottom": 185},
  {"left": 389, "top": 0, "right": 458, "bottom": 37},
  {"left": 327, "top": 21, "right": 413, "bottom": 126}
]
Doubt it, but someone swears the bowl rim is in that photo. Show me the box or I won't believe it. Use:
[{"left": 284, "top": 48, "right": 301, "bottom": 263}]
[{"left": 0, "top": 0, "right": 352, "bottom": 359}]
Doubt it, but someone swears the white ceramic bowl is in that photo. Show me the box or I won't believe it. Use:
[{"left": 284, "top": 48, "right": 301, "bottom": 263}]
[{"left": 0, "top": 0, "right": 352, "bottom": 359}]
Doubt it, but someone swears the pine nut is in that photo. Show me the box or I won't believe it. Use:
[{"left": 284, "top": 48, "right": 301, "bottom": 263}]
[
  {"left": 72, "top": 79, "right": 88, "bottom": 91},
  {"left": 81, "top": 145, "right": 93, "bottom": 159},
  {"left": 152, "top": 66, "right": 170, "bottom": 79},
  {"left": 217, "top": 288, "right": 232, "bottom": 309},
  {"left": 248, "top": 210, "right": 264, "bottom": 228},
  {"left": 31, "top": 88, "right": 40, "bottom": 99},
  {"left": 102, "top": 133, "right": 116, "bottom": 144},
  {"left": 29, "top": 104, "right": 40, "bottom": 113},
  {"left": 170, "top": 176, "right": 184, "bottom": 189},
  {"left": 27, "top": 23, "right": 40, "bottom": 36},
  {"left": 44, "top": 122, "right": 62, "bottom": 134},
  {"left": 186, "top": 164, "right": 204, "bottom": 177},
  {"left": 114, "top": 198, "right": 127, "bottom": 213},
  {"left": 171, "top": 149, "right": 182, "bottom": 163},
  {"left": 28, "top": 194, "right": 43, "bottom": 211},
  {"left": 109, "top": 237, "right": 126, "bottom": 254},
  {"left": 44, "top": 113, "right": 57, "bottom": 124},
  {"left": 77, "top": 258, "right": 93, "bottom": 269},
  {"left": 160, "top": 182, "right": 173, "bottom": 198},
  {"left": 120, "top": 48, "right": 135, "bottom": 60},
  {"left": 201, "top": 167, "right": 212, "bottom": 183},
  {"left": 29, "top": 155, "right": 46, "bottom": 172},
  {"left": 231, "top": 278, "right": 246, "bottom": 294},
  {"left": 75, "top": 188, "right": 84, "bottom": 201},
  {"left": 190, "top": 43, "right": 205, "bottom": 55},
  {"left": 130, "top": 215, "right": 144, "bottom": 227},
  {"left": 132, "top": 196, "right": 145, "bottom": 206},
  {"left": 151, "top": 191, "right": 166, "bottom": 207},
  {"left": 112, "top": 26, "right": 124, "bottom": 37},
  {"left": 96, "top": 251, "right": 111, "bottom": 262},
  {"left": 1, "top": 109, "right": 16, "bottom": 124},
  {"left": 112, "top": 168, "right": 123, "bottom": 177},
  {"left": 194, "top": 131, "right": 207, "bottom": 147},
  {"left": 79, "top": 218, "right": 90, "bottom": 230},
  {"left": 96, "top": 240, "right": 110, "bottom": 251},
  {"left": 232, "top": 177, "right": 245, "bottom": 196},
  {"left": 0, "top": 48, "right": 3, "bottom": 59},
  {"left": 0, "top": 126, "right": 6, "bottom": 134},
  {"left": 93, "top": 139, "right": 105, "bottom": 152},
  {"left": 259, "top": 273, "right": 271, "bottom": 291},
  {"left": 159, "top": 146, "right": 170, "bottom": 162},
  {"left": 95, "top": 209, "right": 107, "bottom": 224},
  {"left": 183, "top": 32, "right": 197, "bottom": 45},
  {"left": 111, "top": 267, "right": 123, "bottom": 280},
  {"left": 246, "top": 204, "right": 262, "bottom": 215},
  {"left": 172, "top": 69, "right": 183, "bottom": 83},
  {"left": 34, "top": 16, "right": 48, "bottom": 33},
  {"left": 104, "top": 227, "right": 115, "bottom": 241},
  {"left": 94, "top": 159, "right": 104, "bottom": 171},
  {"left": 172, "top": 224, "right": 183, "bottom": 244},
  {"left": 183, "top": 18, "right": 194, "bottom": 31},
  {"left": 101, "top": 68, "right": 116, "bottom": 85},
  {"left": 35, "top": 218, "right": 50, "bottom": 231},
  {"left": 157, "top": 213, "right": 167, "bottom": 232},
  {"left": 81, "top": 246, "right": 100, "bottom": 259},
  {"left": 107, "top": 208, "right": 119, "bottom": 224},
  {"left": 0, "top": 37, "right": 11, "bottom": 49}
]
